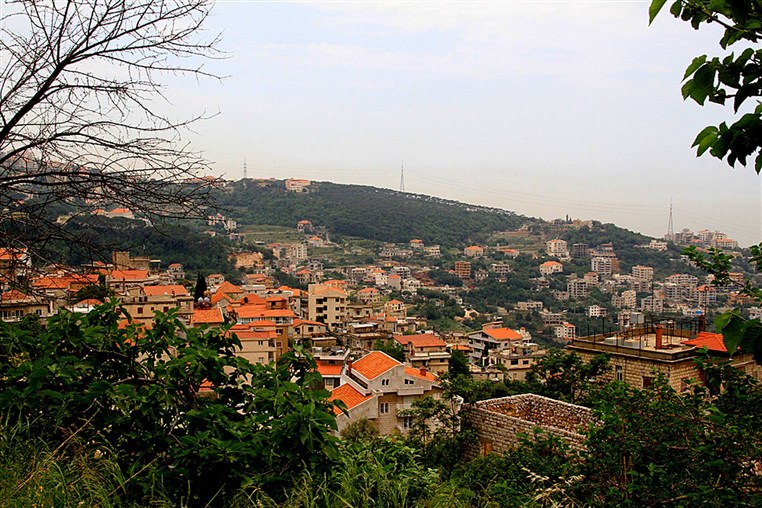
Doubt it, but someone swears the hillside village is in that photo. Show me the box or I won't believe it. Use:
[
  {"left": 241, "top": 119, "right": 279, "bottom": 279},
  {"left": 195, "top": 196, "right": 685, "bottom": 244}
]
[{"left": 1, "top": 178, "right": 760, "bottom": 437}]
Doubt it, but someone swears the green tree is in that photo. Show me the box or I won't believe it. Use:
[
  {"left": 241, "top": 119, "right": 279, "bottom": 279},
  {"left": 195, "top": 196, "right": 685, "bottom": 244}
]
[
  {"left": 650, "top": 0, "right": 762, "bottom": 171},
  {"left": 526, "top": 350, "right": 610, "bottom": 405},
  {"left": 685, "top": 244, "right": 762, "bottom": 363},
  {"left": 0, "top": 302, "right": 340, "bottom": 505}
]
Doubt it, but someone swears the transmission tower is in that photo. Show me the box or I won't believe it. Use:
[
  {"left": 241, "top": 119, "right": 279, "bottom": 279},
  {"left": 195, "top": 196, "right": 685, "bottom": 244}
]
[
  {"left": 399, "top": 162, "right": 405, "bottom": 193},
  {"left": 666, "top": 200, "right": 674, "bottom": 241},
  {"left": 243, "top": 158, "right": 248, "bottom": 180}
]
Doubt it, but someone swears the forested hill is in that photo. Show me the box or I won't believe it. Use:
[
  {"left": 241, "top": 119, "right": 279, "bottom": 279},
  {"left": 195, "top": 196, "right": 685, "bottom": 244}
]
[{"left": 215, "top": 180, "right": 532, "bottom": 246}]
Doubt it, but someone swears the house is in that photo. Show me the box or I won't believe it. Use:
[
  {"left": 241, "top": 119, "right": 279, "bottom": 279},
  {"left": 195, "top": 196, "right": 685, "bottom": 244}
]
[
  {"left": 464, "top": 245, "right": 484, "bottom": 258},
  {"left": 467, "top": 323, "right": 526, "bottom": 365},
  {"left": 567, "top": 322, "right": 762, "bottom": 391},
  {"left": 384, "top": 299, "right": 406, "bottom": 317},
  {"left": 285, "top": 178, "right": 311, "bottom": 193},
  {"left": 539, "top": 261, "right": 563, "bottom": 276},
  {"left": 0, "top": 290, "right": 51, "bottom": 322},
  {"left": 192, "top": 306, "right": 225, "bottom": 327},
  {"left": 454, "top": 261, "right": 471, "bottom": 279},
  {"left": 329, "top": 351, "right": 442, "bottom": 435},
  {"left": 393, "top": 333, "right": 451, "bottom": 375},
  {"left": 357, "top": 287, "right": 381, "bottom": 305},
  {"left": 120, "top": 284, "right": 194, "bottom": 325},
  {"left": 229, "top": 321, "right": 278, "bottom": 365}
]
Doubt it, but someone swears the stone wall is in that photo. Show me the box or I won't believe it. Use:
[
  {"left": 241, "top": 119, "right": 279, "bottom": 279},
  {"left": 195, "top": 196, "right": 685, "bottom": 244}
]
[{"left": 466, "top": 394, "right": 595, "bottom": 458}]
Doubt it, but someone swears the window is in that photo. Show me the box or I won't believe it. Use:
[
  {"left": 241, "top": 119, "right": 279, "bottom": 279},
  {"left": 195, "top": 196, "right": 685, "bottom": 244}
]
[
  {"left": 379, "top": 402, "right": 390, "bottom": 414},
  {"left": 404, "top": 378, "right": 414, "bottom": 385},
  {"left": 510, "top": 359, "right": 519, "bottom": 365},
  {"left": 642, "top": 376, "right": 654, "bottom": 388},
  {"left": 381, "top": 378, "right": 390, "bottom": 386},
  {"left": 522, "top": 360, "right": 529, "bottom": 365},
  {"left": 403, "top": 416, "right": 413, "bottom": 430},
  {"left": 137, "top": 307, "right": 143, "bottom": 314},
  {"left": 616, "top": 365, "right": 623, "bottom": 382}
]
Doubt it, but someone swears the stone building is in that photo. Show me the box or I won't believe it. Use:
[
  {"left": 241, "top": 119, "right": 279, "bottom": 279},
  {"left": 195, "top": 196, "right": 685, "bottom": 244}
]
[{"left": 468, "top": 394, "right": 595, "bottom": 458}]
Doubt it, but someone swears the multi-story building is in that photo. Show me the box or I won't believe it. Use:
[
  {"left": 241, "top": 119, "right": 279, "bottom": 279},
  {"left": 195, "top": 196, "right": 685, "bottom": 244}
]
[
  {"left": 554, "top": 322, "right": 576, "bottom": 340},
  {"left": 307, "top": 284, "right": 348, "bottom": 329},
  {"left": 591, "top": 257, "right": 613, "bottom": 276},
  {"left": 467, "top": 323, "right": 526, "bottom": 365},
  {"left": 567, "top": 279, "right": 589, "bottom": 298},
  {"left": 393, "top": 333, "right": 451, "bottom": 375},
  {"left": 454, "top": 261, "right": 471, "bottom": 280},
  {"left": 571, "top": 243, "right": 590, "bottom": 258},
  {"left": 640, "top": 296, "right": 665, "bottom": 313},
  {"left": 546, "top": 239, "right": 569, "bottom": 259},
  {"left": 632, "top": 265, "right": 654, "bottom": 282},
  {"left": 285, "top": 178, "right": 311, "bottom": 193},
  {"left": 587, "top": 305, "right": 607, "bottom": 318}
]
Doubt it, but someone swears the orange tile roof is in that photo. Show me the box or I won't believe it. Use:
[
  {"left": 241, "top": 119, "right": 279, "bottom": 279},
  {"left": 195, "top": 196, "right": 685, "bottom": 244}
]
[
  {"left": 405, "top": 366, "right": 438, "bottom": 382},
  {"left": 110, "top": 269, "right": 149, "bottom": 280},
  {"left": 329, "top": 384, "right": 372, "bottom": 415},
  {"left": 682, "top": 332, "right": 728, "bottom": 353},
  {"left": 193, "top": 307, "right": 224, "bottom": 324},
  {"left": 316, "top": 361, "right": 343, "bottom": 376},
  {"left": 143, "top": 285, "right": 188, "bottom": 296},
  {"left": 235, "top": 306, "right": 295, "bottom": 319},
  {"left": 352, "top": 351, "right": 400, "bottom": 380},
  {"left": 450, "top": 344, "right": 471, "bottom": 351},
  {"left": 394, "top": 333, "right": 445, "bottom": 348},
  {"left": 0, "top": 290, "right": 34, "bottom": 302},
  {"left": 540, "top": 261, "right": 562, "bottom": 266},
  {"left": 33, "top": 274, "right": 98, "bottom": 289},
  {"left": 484, "top": 327, "right": 523, "bottom": 340},
  {"left": 217, "top": 281, "right": 243, "bottom": 294}
]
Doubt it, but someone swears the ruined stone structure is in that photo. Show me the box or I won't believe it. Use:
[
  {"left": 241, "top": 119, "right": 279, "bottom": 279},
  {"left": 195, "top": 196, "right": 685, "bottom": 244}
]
[{"left": 467, "top": 394, "right": 595, "bottom": 458}]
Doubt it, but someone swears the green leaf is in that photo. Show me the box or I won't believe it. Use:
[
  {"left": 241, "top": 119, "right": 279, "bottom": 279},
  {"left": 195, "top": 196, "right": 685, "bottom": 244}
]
[
  {"left": 683, "top": 55, "right": 707, "bottom": 80},
  {"left": 692, "top": 125, "right": 719, "bottom": 155},
  {"left": 715, "top": 310, "right": 746, "bottom": 355},
  {"left": 649, "top": 0, "right": 669, "bottom": 24}
]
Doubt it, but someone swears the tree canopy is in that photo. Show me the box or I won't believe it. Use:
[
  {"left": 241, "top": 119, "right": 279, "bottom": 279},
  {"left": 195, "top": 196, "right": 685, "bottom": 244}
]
[{"left": 650, "top": 0, "right": 762, "bottom": 171}]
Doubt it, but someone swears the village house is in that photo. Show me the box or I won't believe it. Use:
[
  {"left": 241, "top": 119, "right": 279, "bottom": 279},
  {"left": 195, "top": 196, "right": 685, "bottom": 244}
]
[
  {"left": 467, "top": 322, "right": 529, "bottom": 365},
  {"left": 329, "top": 351, "right": 441, "bottom": 435},
  {"left": 393, "top": 333, "right": 451, "bottom": 375}
]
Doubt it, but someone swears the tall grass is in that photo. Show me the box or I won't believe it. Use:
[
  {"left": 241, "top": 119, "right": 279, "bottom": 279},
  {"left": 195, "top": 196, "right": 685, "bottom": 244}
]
[{"left": 0, "top": 418, "right": 170, "bottom": 508}]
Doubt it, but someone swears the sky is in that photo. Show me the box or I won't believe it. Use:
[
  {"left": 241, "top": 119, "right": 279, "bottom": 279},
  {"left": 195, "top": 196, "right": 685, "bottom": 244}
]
[{"left": 169, "top": 1, "right": 761, "bottom": 247}]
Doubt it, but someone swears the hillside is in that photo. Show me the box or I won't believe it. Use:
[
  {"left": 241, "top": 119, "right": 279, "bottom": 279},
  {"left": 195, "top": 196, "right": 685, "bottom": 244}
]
[{"left": 214, "top": 180, "right": 531, "bottom": 247}]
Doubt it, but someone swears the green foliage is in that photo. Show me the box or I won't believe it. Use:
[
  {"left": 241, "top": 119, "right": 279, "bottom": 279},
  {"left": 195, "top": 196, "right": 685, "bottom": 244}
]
[
  {"left": 0, "top": 303, "right": 339, "bottom": 506},
  {"left": 685, "top": 244, "right": 762, "bottom": 363},
  {"left": 214, "top": 180, "right": 528, "bottom": 248},
  {"left": 650, "top": 0, "right": 762, "bottom": 171},
  {"left": 448, "top": 349, "right": 471, "bottom": 376},
  {"left": 526, "top": 350, "right": 610, "bottom": 405},
  {"left": 580, "top": 370, "right": 762, "bottom": 506},
  {"left": 373, "top": 338, "right": 406, "bottom": 362}
]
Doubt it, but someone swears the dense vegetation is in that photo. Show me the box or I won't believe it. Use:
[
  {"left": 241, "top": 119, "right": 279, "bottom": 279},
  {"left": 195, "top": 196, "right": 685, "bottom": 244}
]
[
  {"left": 215, "top": 180, "right": 529, "bottom": 247},
  {"left": 2, "top": 305, "right": 761, "bottom": 506}
]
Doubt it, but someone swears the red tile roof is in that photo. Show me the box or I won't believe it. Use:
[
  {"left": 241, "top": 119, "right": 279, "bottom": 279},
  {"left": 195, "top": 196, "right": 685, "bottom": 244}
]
[
  {"left": 193, "top": 307, "right": 224, "bottom": 325},
  {"left": 317, "top": 361, "right": 343, "bottom": 376},
  {"left": 143, "top": 285, "right": 188, "bottom": 296},
  {"left": 352, "top": 351, "right": 400, "bottom": 380},
  {"left": 484, "top": 327, "right": 523, "bottom": 340},
  {"left": 682, "top": 332, "right": 728, "bottom": 353},
  {"left": 329, "top": 384, "right": 372, "bottom": 415},
  {"left": 109, "top": 269, "right": 149, "bottom": 280},
  {"left": 393, "top": 333, "right": 445, "bottom": 348},
  {"left": 405, "top": 367, "right": 438, "bottom": 382}
]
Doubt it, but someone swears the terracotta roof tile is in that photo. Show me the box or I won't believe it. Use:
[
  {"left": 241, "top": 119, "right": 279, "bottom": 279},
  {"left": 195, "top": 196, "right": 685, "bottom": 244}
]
[
  {"left": 352, "top": 351, "right": 400, "bottom": 380},
  {"left": 143, "top": 285, "right": 188, "bottom": 296},
  {"left": 682, "top": 332, "right": 728, "bottom": 353},
  {"left": 394, "top": 333, "right": 445, "bottom": 348},
  {"left": 484, "top": 327, "right": 523, "bottom": 341},
  {"left": 193, "top": 307, "right": 224, "bottom": 325},
  {"left": 329, "top": 384, "right": 372, "bottom": 415},
  {"left": 405, "top": 366, "right": 438, "bottom": 382}
]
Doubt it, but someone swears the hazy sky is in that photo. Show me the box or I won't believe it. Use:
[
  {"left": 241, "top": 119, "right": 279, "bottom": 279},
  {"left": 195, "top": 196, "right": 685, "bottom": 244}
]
[{"left": 172, "top": 1, "right": 761, "bottom": 246}]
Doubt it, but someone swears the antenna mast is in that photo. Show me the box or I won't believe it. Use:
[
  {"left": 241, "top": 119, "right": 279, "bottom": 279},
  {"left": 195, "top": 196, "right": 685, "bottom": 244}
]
[
  {"left": 399, "top": 162, "right": 405, "bottom": 193},
  {"left": 243, "top": 158, "right": 248, "bottom": 180},
  {"left": 666, "top": 200, "right": 674, "bottom": 241}
]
